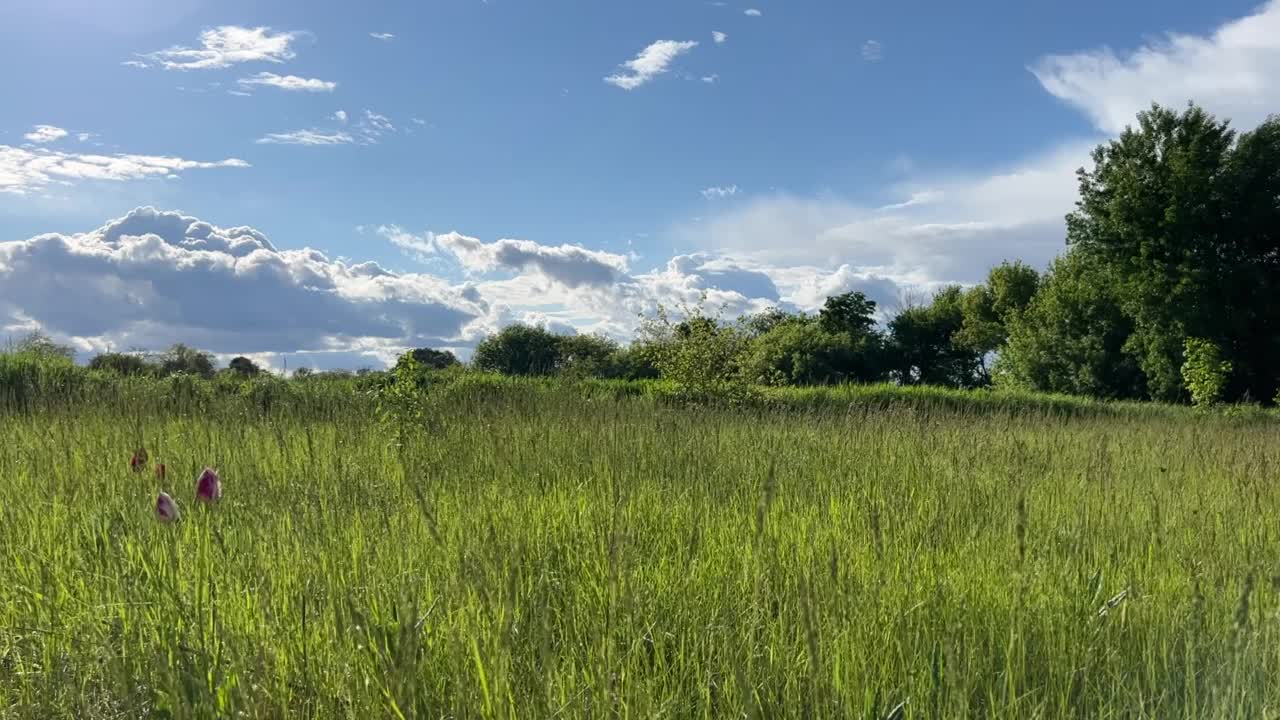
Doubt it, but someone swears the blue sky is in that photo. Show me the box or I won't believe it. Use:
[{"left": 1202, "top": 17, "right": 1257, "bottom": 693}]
[{"left": 1, "top": 0, "right": 1277, "bottom": 368}]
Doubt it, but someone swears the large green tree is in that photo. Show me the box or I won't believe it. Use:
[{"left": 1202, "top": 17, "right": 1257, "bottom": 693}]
[
  {"left": 1066, "top": 103, "right": 1280, "bottom": 402},
  {"left": 887, "top": 286, "right": 983, "bottom": 388},
  {"left": 472, "top": 324, "right": 562, "bottom": 376}
]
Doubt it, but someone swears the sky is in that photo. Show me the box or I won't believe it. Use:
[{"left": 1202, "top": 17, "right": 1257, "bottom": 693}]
[{"left": 1, "top": 0, "right": 1278, "bottom": 370}]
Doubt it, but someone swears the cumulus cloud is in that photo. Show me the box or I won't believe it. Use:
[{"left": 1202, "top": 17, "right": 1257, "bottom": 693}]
[
  {"left": 1031, "top": 0, "right": 1280, "bottom": 134},
  {"left": 237, "top": 72, "right": 336, "bottom": 92},
  {"left": 0, "top": 145, "right": 248, "bottom": 195},
  {"left": 712, "top": 31, "right": 727, "bottom": 44},
  {"left": 24, "top": 125, "right": 69, "bottom": 144},
  {"left": 862, "top": 40, "right": 883, "bottom": 62},
  {"left": 744, "top": 9, "right": 762, "bottom": 16},
  {"left": 143, "top": 26, "right": 300, "bottom": 71},
  {"left": 434, "top": 232, "right": 631, "bottom": 288},
  {"left": 0, "top": 208, "right": 485, "bottom": 362},
  {"left": 605, "top": 40, "right": 699, "bottom": 90},
  {"left": 255, "top": 130, "right": 354, "bottom": 146},
  {"left": 333, "top": 110, "right": 348, "bottom": 123}
]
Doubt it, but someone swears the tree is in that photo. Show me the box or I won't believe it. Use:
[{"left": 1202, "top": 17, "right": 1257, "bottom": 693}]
[
  {"left": 953, "top": 261, "right": 1041, "bottom": 382},
  {"left": 995, "top": 251, "right": 1146, "bottom": 399},
  {"left": 739, "top": 307, "right": 801, "bottom": 338},
  {"left": 406, "top": 347, "right": 460, "bottom": 370},
  {"left": 638, "top": 303, "right": 750, "bottom": 400},
  {"left": 88, "top": 352, "right": 153, "bottom": 376},
  {"left": 1066, "top": 103, "right": 1280, "bottom": 402},
  {"left": 1181, "top": 338, "right": 1232, "bottom": 407},
  {"left": 818, "top": 291, "right": 878, "bottom": 338},
  {"left": 159, "top": 344, "right": 215, "bottom": 378},
  {"left": 742, "top": 321, "right": 882, "bottom": 386},
  {"left": 12, "top": 332, "right": 74, "bottom": 362},
  {"left": 556, "top": 334, "right": 619, "bottom": 378},
  {"left": 228, "top": 356, "right": 261, "bottom": 376},
  {"left": 472, "top": 324, "right": 562, "bottom": 376},
  {"left": 886, "top": 286, "right": 983, "bottom": 387}
]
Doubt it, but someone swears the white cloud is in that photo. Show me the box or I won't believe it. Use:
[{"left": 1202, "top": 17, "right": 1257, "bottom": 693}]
[
  {"left": 143, "top": 26, "right": 299, "bottom": 71},
  {"left": 0, "top": 208, "right": 486, "bottom": 362},
  {"left": 76, "top": 133, "right": 94, "bottom": 143},
  {"left": 605, "top": 40, "right": 699, "bottom": 90},
  {"left": 712, "top": 31, "right": 727, "bottom": 44},
  {"left": 679, "top": 140, "right": 1095, "bottom": 285},
  {"left": 121, "top": 60, "right": 149, "bottom": 69},
  {"left": 0, "top": 145, "right": 248, "bottom": 195},
  {"left": 237, "top": 72, "right": 337, "bottom": 92},
  {"left": 701, "top": 184, "right": 738, "bottom": 198},
  {"left": 862, "top": 40, "right": 883, "bottom": 62},
  {"left": 435, "top": 232, "right": 631, "bottom": 288},
  {"left": 1031, "top": 0, "right": 1280, "bottom": 134},
  {"left": 255, "top": 130, "right": 355, "bottom": 146},
  {"left": 370, "top": 32, "right": 395, "bottom": 41},
  {"left": 702, "top": 74, "right": 720, "bottom": 84},
  {"left": 23, "top": 125, "right": 69, "bottom": 144},
  {"left": 258, "top": 110, "right": 396, "bottom": 147},
  {"left": 744, "top": 9, "right": 762, "bottom": 16}
]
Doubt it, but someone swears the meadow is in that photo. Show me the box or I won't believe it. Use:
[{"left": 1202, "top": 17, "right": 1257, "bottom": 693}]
[{"left": 2, "top": 369, "right": 1280, "bottom": 718}]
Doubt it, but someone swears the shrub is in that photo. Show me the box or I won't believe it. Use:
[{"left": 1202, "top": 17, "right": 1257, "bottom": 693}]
[{"left": 1181, "top": 337, "right": 1232, "bottom": 407}]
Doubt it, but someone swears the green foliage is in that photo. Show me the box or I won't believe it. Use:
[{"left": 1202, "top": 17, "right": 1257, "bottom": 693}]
[
  {"left": 159, "top": 343, "right": 215, "bottom": 379},
  {"left": 739, "top": 306, "right": 800, "bottom": 338},
  {"left": 886, "top": 286, "right": 983, "bottom": 388},
  {"left": 953, "top": 261, "right": 1041, "bottom": 373},
  {"left": 638, "top": 302, "right": 752, "bottom": 401},
  {"left": 996, "top": 251, "right": 1146, "bottom": 399},
  {"left": 227, "top": 355, "right": 261, "bottom": 376},
  {"left": 817, "top": 291, "right": 877, "bottom": 337},
  {"left": 406, "top": 346, "right": 460, "bottom": 370},
  {"left": 88, "top": 351, "right": 153, "bottom": 376},
  {"left": 742, "top": 320, "right": 883, "bottom": 386},
  {"left": 555, "top": 333, "right": 619, "bottom": 378},
  {"left": 1067, "top": 103, "right": 1280, "bottom": 403},
  {"left": 11, "top": 331, "right": 75, "bottom": 361},
  {"left": 472, "top": 324, "right": 562, "bottom": 376},
  {"left": 1182, "top": 337, "right": 1233, "bottom": 407}
]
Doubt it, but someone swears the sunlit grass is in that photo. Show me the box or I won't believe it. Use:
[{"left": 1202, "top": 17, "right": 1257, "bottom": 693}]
[{"left": 2, "top": 377, "right": 1279, "bottom": 717}]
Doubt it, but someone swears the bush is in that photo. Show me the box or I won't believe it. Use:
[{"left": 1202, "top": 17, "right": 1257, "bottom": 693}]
[
  {"left": 1181, "top": 337, "right": 1232, "bottom": 407},
  {"left": 88, "top": 352, "right": 154, "bottom": 376}
]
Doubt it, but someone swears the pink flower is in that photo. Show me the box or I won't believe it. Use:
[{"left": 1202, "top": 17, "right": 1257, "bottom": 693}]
[
  {"left": 156, "top": 492, "right": 179, "bottom": 522},
  {"left": 195, "top": 468, "right": 222, "bottom": 504}
]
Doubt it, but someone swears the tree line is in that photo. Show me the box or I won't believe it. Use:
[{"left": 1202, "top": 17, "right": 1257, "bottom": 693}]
[{"left": 10, "top": 103, "right": 1278, "bottom": 407}]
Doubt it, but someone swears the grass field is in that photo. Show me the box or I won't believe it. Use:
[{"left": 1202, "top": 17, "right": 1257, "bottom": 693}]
[{"left": 2, "top": 375, "right": 1280, "bottom": 718}]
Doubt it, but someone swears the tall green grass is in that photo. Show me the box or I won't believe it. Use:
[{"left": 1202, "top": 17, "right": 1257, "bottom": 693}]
[{"left": 2, "top": 367, "right": 1279, "bottom": 717}]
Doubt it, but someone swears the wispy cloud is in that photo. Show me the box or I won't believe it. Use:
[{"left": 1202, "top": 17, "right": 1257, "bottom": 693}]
[
  {"left": 701, "top": 184, "right": 739, "bottom": 199},
  {"left": 701, "top": 74, "right": 720, "bottom": 84},
  {"left": 255, "top": 130, "right": 355, "bottom": 146},
  {"left": 712, "top": 31, "right": 727, "bottom": 44},
  {"left": 121, "top": 60, "right": 149, "bottom": 69},
  {"left": 744, "top": 9, "right": 762, "bottom": 16},
  {"left": 604, "top": 40, "right": 699, "bottom": 90},
  {"left": 1031, "top": 0, "right": 1280, "bottom": 134},
  {"left": 369, "top": 32, "right": 395, "bottom": 41},
  {"left": 861, "top": 40, "right": 883, "bottom": 61},
  {"left": 143, "top": 26, "right": 299, "bottom": 71},
  {"left": 237, "top": 72, "right": 337, "bottom": 92},
  {"left": 23, "top": 125, "right": 68, "bottom": 144},
  {"left": 0, "top": 145, "right": 247, "bottom": 194}
]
